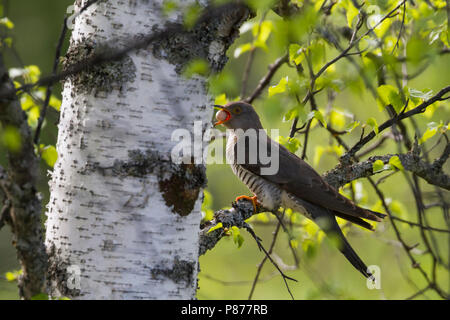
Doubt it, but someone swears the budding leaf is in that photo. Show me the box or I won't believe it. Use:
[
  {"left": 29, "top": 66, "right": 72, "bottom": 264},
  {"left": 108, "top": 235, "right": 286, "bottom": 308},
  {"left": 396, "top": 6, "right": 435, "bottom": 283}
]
[
  {"left": 276, "top": 135, "right": 301, "bottom": 153},
  {"left": 231, "top": 226, "right": 244, "bottom": 248},
  {"left": 389, "top": 156, "right": 404, "bottom": 170},
  {"left": 372, "top": 159, "right": 385, "bottom": 173},
  {"left": 377, "top": 85, "right": 403, "bottom": 113},
  {"left": 346, "top": 2, "right": 359, "bottom": 28},
  {"left": 234, "top": 43, "right": 253, "bottom": 58},
  {"left": 419, "top": 122, "right": 446, "bottom": 144},
  {"left": 289, "top": 44, "right": 305, "bottom": 65},
  {"left": 0, "top": 17, "right": 14, "bottom": 29},
  {"left": 345, "top": 121, "right": 360, "bottom": 133},
  {"left": 268, "top": 76, "right": 288, "bottom": 97},
  {"left": 41, "top": 145, "right": 58, "bottom": 168},
  {"left": 207, "top": 222, "right": 223, "bottom": 233},
  {"left": 366, "top": 117, "right": 379, "bottom": 135},
  {"left": 313, "top": 110, "right": 327, "bottom": 128},
  {"left": 214, "top": 93, "right": 227, "bottom": 106}
]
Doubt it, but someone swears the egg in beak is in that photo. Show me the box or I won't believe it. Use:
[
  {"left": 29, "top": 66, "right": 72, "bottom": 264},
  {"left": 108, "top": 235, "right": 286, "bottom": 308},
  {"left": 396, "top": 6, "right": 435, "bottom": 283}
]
[{"left": 214, "top": 105, "right": 231, "bottom": 126}]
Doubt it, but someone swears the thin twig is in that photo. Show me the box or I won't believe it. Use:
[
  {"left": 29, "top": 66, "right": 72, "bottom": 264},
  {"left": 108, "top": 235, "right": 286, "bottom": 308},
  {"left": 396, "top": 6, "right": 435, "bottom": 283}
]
[
  {"left": 240, "top": 11, "right": 268, "bottom": 98},
  {"left": 245, "top": 53, "right": 288, "bottom": 104},
  {"left": 244, "top": 223, "right": 297, "bottom": 300},
  {"left": 342, "top": 85, "right": 450, "bottom": 162},
  {"left": 248, "top": 220, "right": 282, "bottom": 299}
]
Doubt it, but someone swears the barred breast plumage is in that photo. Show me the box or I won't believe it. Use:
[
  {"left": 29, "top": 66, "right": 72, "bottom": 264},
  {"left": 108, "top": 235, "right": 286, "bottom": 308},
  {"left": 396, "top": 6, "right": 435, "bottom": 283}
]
[{"left": 226, "top": 131, "right": 282, "bottom": 211}]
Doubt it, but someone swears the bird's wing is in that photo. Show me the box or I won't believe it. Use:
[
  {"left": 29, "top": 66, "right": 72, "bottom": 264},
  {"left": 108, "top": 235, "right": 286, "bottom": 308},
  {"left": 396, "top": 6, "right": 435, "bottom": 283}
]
[{"left": 235, "top": 135, "right": 385, "bottom": 222}]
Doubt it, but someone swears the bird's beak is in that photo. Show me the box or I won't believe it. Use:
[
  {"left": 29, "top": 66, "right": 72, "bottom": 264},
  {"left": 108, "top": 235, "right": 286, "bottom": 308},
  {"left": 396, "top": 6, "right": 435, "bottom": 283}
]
[{"left": 213, "top": 105, "right": 231, "bottom": 126}]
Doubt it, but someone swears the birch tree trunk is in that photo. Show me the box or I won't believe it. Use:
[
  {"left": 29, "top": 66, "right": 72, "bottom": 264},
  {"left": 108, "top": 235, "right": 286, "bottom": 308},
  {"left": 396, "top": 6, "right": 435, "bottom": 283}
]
[{"left": 45, "top": 0, "right": 250, "bottom": 299}]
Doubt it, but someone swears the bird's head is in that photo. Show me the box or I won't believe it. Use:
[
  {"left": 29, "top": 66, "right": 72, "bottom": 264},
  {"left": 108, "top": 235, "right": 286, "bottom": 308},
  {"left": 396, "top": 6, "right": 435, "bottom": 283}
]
[{"left": 214, "top": 101, "right": 263, "bottom": 130}]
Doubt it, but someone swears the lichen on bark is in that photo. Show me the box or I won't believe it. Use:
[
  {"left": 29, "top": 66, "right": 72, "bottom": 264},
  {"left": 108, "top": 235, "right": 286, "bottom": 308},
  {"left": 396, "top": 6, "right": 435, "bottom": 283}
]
[
  {"left": 79, "top": 149, "right": 207, "bottom": 216},
  {"left": 151, "top": 256, "right": 196, "bottom": 287},
  {"left": 62, "top": 37, "right": 137, "bottom": 95},
  {"left": 46, "top": 244, "right": 81, "bottom": 298},
  {"left": 151, "top": 3, "right": 253, "bottom": 73}
]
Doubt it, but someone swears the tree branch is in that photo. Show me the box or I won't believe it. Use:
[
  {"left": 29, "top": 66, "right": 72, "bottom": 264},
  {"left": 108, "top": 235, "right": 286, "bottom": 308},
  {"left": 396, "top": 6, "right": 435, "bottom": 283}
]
[
  {"left": 0, "top": 55, "right": 48, "bottom": 299},
  {"left": 244, "top": 53, "right": 288, "bottom": 104},
  {"left": 199, "top": 200, "right": 257, "bottom": 256},
  {"left": 34, "top": 0, "right": 100, "bottom": 145},
  {"left": 325, "top": 148, "right": 450, "bottom": 190},
  {"left": 341, "top": 85, "right": 450, "bottom": 162}
]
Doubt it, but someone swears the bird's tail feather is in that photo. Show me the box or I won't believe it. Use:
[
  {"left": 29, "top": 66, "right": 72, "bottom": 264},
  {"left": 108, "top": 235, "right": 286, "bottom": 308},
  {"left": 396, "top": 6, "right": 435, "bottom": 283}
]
[
  {"left": 312, "top": 209, "right": 373, "bottom": 279},
  {"left": 296, "top": 198, "right": 375, "bottom": 279},
  {"left": 332, "top": 227, "right": 373, "bottom": 279}
]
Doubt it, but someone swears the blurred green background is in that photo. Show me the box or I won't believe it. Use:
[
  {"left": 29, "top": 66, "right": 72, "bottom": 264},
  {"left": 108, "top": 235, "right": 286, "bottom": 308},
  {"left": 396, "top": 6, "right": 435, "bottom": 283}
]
[{"left": 0, "top": 0, "right": 449, "bottom": 299}]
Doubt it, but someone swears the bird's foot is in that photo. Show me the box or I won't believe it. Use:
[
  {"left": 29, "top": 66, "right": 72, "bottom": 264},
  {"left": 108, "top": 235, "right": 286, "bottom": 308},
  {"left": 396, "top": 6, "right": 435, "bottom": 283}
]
[{"left": 235, "top": 195, "right": 260, "bottom": 213}]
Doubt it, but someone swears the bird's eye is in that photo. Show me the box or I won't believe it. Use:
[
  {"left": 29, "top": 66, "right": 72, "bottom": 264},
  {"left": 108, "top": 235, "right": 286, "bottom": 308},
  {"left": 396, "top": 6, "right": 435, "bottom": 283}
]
[{"left": 233, "top": 106, "right": 242, "bottom": 114}]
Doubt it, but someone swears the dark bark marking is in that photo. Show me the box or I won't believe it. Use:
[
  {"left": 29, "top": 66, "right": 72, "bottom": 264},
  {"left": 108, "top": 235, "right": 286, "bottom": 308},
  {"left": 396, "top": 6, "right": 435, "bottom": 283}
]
[
  {"left": 63, "top": 38, "right": 137, "bottom": 95},
  {"left": 151, "top": 256, "right": 195, "bottom": 287}
]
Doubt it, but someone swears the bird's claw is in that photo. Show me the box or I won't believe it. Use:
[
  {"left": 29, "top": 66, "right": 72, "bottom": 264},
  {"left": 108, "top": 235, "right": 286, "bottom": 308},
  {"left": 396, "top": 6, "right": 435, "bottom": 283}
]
[{"left": 235, "top": 195, "right": 260, "bottom": 213}]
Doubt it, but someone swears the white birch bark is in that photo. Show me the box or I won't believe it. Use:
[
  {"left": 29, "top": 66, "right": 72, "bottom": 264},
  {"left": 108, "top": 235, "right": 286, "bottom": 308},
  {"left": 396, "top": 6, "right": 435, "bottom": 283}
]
[{"left": 45, "top": 0, "right": 250, "bottom": 299}]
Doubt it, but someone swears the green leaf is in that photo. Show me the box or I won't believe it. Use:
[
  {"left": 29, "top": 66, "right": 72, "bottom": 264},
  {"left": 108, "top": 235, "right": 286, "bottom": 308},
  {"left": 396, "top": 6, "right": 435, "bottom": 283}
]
[
  {"left": 183, "top": 3, "right": 202, "bottom": 29},
  {"left": 41, "top": 145, "right": 58, "bottom": 168},
  {"left": 344, "top": 121, "right": 360, "bottom": 133},
  {"left": 290, "top": 239, "right": 299, "bottom": 249},
  {"left": 283, "top": 106, "right": 299, "bottom": 122},
  {"left": 162, "top": 0, "right": 178, "bottom": 16},
  {"left": 406, "top": 37, "right": 429, "bottom": 65},
  {"left": 214, "top": 94, "right": 227, "bottom": 106},
  {"left": 3, "top": 37, "right": 12, "bottom": 47},
  {"left": 5, "top": 269, "right": 22, "bottom": 282},
  {"left": 253, "top": 21, "right": 273, "bottom": 49},
  {"left": 25, "top": 65, "right": 41, "bottom": 83},
  {"left": 346, "top": 2, "right": 359, "bottom": 28},
  {"left": 207, "top": 222, "right": 223, "bottom": 233},
  {"left": 308, "top": 40, "right": 326, "bottom": 70},
  {"left": 377, "top": 85, "right": 403, "bottom": 113},
  {"left": 419, "top": 122, "right": 445, "bottom": 144},
  {"left": 49, "top": 95, "right": 62, "bottom": 111},
  {"left": 329, "top": 110, "right": 346, "bottom": 129},
  {"left": 372, "top": 159, "right": 385, "bottom": 173},
  {"left": 209, "top": 70, "right": 237, "bottom": 96},
  {"left": 1, "top": 125, "right": 21, "bottom": 153},
  {"left": 234, "top": 43, "right": 253, "bottom": 58},
  {"left": 5, "top": 272, "right": 15, "bottom": 281},
  {"left": 289, "top": 44, "right": 305, "bottom": 65},
  {"left": 366, "top": 117, "right": 379, "bottom": 135},
  {"left": 201, "top": 190, "right": 214, "bottom": 222},
  {"left": 312, "top": 145, "right": 344, "bottom": 167},
  {"left": 183, "top": 59, "right": 209, "bottom": 78},
  {"left": 390, "top": 200, "right": 408, "bottom": 220},
  {"left": 313, "top": 110, "right": 327, "bottom": 128},
  {"left": 276, "top": 136, "right": 301, "bottom": 153},
  {"left": 268, "top": 76, "right": 288, "bottom": 97},
  {"left": 303, "top": 239, "right": 317, "bottom": 259},
  {"left": 388, "top": 156, "right": 404, "bottom": 170},
  {"left": 31, "top": 293, "right": 49, "bottom": 300},
  {"left": 231, "top": 226, "right": 244, "bottom": 248},
  {"left": 0, "top": 17, "right": 14, "bottom": 29}
]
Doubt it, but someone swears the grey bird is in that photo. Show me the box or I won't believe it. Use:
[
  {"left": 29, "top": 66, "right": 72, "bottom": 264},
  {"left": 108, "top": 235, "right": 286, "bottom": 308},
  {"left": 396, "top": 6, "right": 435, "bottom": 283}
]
[{"left": 214, "top": 101, "right": 386, "bottom": 279}]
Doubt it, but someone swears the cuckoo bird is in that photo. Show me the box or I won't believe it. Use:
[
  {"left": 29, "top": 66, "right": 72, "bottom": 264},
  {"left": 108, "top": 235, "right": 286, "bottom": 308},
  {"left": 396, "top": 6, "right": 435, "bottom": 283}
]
[{"left": 214, "top": 101, "right": 386, "bottom": 279}]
